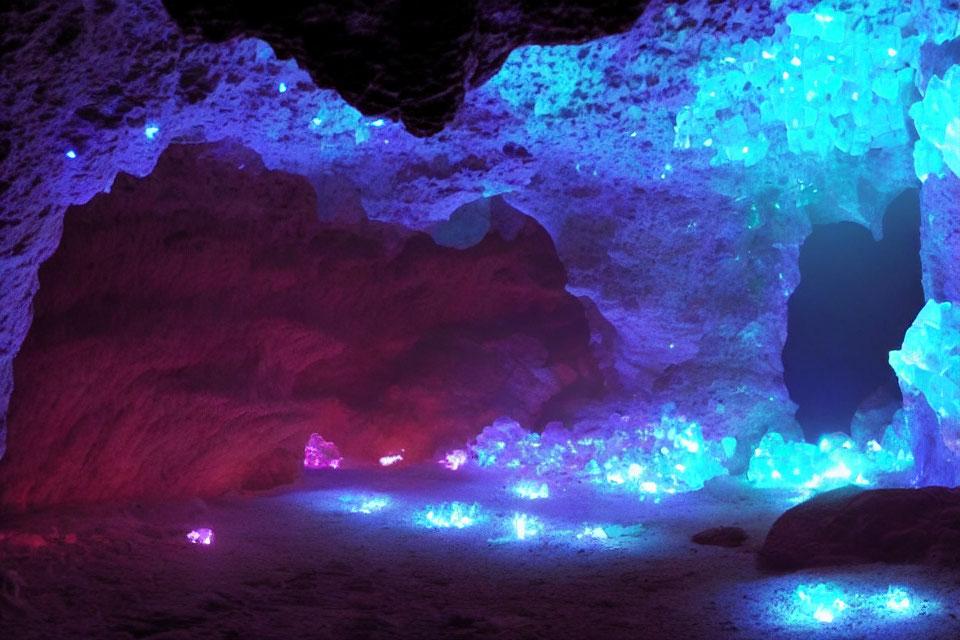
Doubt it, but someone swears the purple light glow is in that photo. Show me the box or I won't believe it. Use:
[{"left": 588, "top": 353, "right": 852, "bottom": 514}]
[
  {"left": 186, "top": 528, "right": 215, "bottom": 545},
  {"left": 440, "top": 449, "right": 468, "bottom": 470},
  {"left": 304, "top": 433, "right": 343, "bottom": 469},
  {"left": 379, "top": 452, "right": 404, "bottom": 466}
]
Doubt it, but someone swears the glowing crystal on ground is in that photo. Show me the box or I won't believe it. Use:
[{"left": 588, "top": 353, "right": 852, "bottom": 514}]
[
  {"left": 303, "top": 433, "right": 342, "bottom": 469},
  {"left": 339, "top": 493, "right": 390, "bottom": 514},
  {"left": 440, "top": 449, "right": 468, "bottom": 471},
  {"left": 576, "top": 526, "right": 608, "bottom": 540},
  {"left": 470, "top": 411, "right": 730, "bottom": 499},
  {"left": 65, "top": 150, "right": 76, "bottom": 159},
  {"left": 795, "top": 583, "right": 848, "bottom": 623},
  {"left": 885, "top": 586, "right": 910, "bottom": 612},
  {"left": 511, "top": 513, "right": 542, "bottom": 540},
  {"left": 186, "top": 528, "right": 214, "bottom": 545},
  {"left": 747, "top": 428, "right": 912, "bottom": 491},
  {"left": 511, "top": 481, "right": 549, "bottom": 499},
  {"left": 379, "top": 453, "right": 404, "bottom": 466},
  {"left": 417, "top": 502, "right": 483, "bottom": 529},
  {"left": 144, "top": 125, "right": 159, "bottom": 139}
]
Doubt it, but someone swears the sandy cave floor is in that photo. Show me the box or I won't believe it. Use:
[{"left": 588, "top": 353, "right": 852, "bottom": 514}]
[{"left": 1, "top": 467, "right": 959, "bottom": 640}]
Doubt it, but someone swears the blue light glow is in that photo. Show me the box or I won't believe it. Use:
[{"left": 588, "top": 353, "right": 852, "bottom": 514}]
[
  {"left": 511, "top": 513, "right": 542, "bottom": 540},
  {"left": 510, "top": 480, "right": 549, "bottom": 499},
  {"left": 65, "top": 150, "right": 76, "bottom": 159},
  {"left": 339, "top": 493, "right": 391, "bottom": 514},
  {"left": 417, "top": 502, "right": 483, "bottom": 529},
  {"left": 795, "top": 583, "right": 849, "bottom": 623},
  {"left": 278, "top": 82, "right": 287, "bottom": 93},
  {"left": 144, "top": 124, "right": 159, "bottom": 140}
]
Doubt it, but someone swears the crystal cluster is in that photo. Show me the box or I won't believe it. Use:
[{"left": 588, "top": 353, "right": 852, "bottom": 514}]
[
  {"left": 747, "top": 428, "right": 913, "bottom": 491},
  {"left": 470, "top": 412, "right": 731, "bottom": 498},
  {"left": 675, "top": 0, "right": 956, "bottom": 168},
  {"left": 910, "top": 65, "right": 960, "bottom": 181},
  {"left": 796, "top": 583, "right": 849, "bottom": 623},
  {"left": 416, "top": 502, "right": 484, "bottom": 529},
  {"left": 791, "top": 583, "right": 916, "bottom": 624},
  {"left": 303, "top": 433, "right": 342, "bottom": 469},
  {"left": 889, "top": 300, "right": 960, "bottom": 483},
  {"left": 186, "top": 528, "right": 215, "bottom": 545}
]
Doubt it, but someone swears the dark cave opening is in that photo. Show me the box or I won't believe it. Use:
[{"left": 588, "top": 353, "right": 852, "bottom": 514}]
[{"left": 782, "top": 188, "right": 925, "bottom": 443}]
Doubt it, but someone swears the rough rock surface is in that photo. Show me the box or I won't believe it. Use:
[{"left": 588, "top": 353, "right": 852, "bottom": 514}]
[
  {"left": 759, "top": 486, "right": 960, "bottom": 570},
  {"left": 0, "top": 141, "right": 601, "bottom": 510},
  {"left": 162, "top": 0, "right": 654, "bottom": 137},
  {"left": 4, "top": 0, "right": 955, "bottom": 506},
  {"left": 691, "top": 525, "right": 748, "bottom": 547},
  {"left": 0, "top": 0, "right": 817, "bottom": 473}
]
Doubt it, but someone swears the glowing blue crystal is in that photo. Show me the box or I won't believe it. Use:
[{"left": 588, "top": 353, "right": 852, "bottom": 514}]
[
  {"left": 144, "top": 124, "right": 159, "bottom": 140},
  {"left": 511, "top": 513, "right": 542, "bottom": 540},
  {"left": 65, "top": 150, "right": 76, "bottom": 159},
  {"left": 278, "top": 82, "right": 287, "bottom": 93},
  {"left": 417, "top": 502, "right": 483, "bottom": 529},
  {"left": 795, "top": 583, "right": 848, "bottom": 623}
]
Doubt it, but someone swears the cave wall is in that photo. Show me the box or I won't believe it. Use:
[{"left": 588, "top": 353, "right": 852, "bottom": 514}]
[
  {"left": 1, "top": 0, "right": 957, "bottom": 505},
  {"left": 0, "top": 141, "right": 600, "bottom": 509}
]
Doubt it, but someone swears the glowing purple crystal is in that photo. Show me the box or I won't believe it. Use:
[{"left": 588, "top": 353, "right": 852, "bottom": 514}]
[
  {"left": 379, "top": 452, "right": 404, "bottom": 466},
  {"left": 440, "top": 449, "right": 468, "bottom": 470},
  {"left": 186, "top": 528, "right": 214, "bottom": 545},
  {"left": 303, "top": 433, "right": 343, "bottom": 469}
]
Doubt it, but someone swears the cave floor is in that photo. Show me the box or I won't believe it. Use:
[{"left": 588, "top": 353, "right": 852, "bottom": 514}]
[{"left": 1, "top": 467, "right": 959, "bottom": 639}]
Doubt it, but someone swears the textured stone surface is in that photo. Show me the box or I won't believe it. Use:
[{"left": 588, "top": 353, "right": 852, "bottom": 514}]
[
  {"left": 2, "top": 0, "right": 955, "bottom": 506},
  {"left": 161, "top": 0, "right": 654, "bottom": 137},
  {"left": 0, "top": 0, "right": 817, "bottom": 472},
  {"left": 760, "top": 485, "right": 960, "bottom": 569},
  {"left": 0, "top": 141, "right": 600, "bottom": 509},
  {"left": 691, "top": 525, "right": 748, "bottom": 548}
]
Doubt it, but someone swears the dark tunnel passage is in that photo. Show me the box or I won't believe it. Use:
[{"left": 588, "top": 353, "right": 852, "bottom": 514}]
[{"left": 782, "top": 188, "right": 925, "bottom": 443}]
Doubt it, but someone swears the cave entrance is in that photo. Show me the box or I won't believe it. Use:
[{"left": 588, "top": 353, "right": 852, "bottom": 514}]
[
  {"left": 0, "top": 141, "right": 602, "bottom": 509},
  {"left": 782, "top": 188, "right": 925, "bottom": 443}
]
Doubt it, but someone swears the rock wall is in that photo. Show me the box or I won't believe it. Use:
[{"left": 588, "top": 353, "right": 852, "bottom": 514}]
[
  {"left": 2, "top": 0, "right": 955, "bottom": 506},
  {"left": 0, "top": 141, "right": 600, "bottom": 510}
]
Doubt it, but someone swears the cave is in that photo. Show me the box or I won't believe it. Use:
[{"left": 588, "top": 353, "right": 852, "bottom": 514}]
[
  {"left": 1, "top": 0, "right": 959, "bottom": 638},
  {"left": 783, "top": 188, "right": 925, "bottom": 443}
]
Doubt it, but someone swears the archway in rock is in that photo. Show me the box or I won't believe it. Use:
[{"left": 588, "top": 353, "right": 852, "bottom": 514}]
[
  {"left": 782, "top": 189, "right": 925, "bottom": 443},
  {"left": 0, "top": 141, "right": 603, "bottom": 510}
]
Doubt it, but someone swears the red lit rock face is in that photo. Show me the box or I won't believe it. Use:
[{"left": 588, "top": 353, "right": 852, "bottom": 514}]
[{"left": 0, "top": 142, "right": 600, "bottom": 510}]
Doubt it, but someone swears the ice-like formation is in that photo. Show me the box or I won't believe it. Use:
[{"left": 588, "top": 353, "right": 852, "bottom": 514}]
[
  {"left": 747, "top": 428, "right": 914, "bottom": 491},
  {"left": 510, "top": 481, "right": 550, "bottom": 500},
  {"left": 303, "top": 433, "right": 342, "bottom": 470},
  {"left": 471, "top": 413, "right": 730, "bottom": 499},
  {"left": 576, "top": 526, "right": 609, "bottom": 540},
  {"left": 890, "top": 299, "right": 960, "bottom": 484},
  {"left": 795, "top": 583, "right": 849, "bottom": 623},
  {"left": 510, "top": 513, "right": 543, "bottom": 540},
  {"left": 886, "top": 587, "right": 911, "bottom": 612},
  {"left": 789, "top": 583, "right": 918, "bottom": 625},
  {"left": 890, "top": 301, "right": 960, "bottom": 428},
  {"left": 676, "top": 0, "right": 956, "bottom": 168},
  {"left": 910, "top": 65, "right": 960, "bottom": 181},
  {"left": 186, "top": 528, "right": 215, "bottom": 546},
  {"left": 416, "top": 502, "right": 484, "bottom": 529},
  {"left": 439, "top": 450, "right": 468, "bottom": 471}
]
